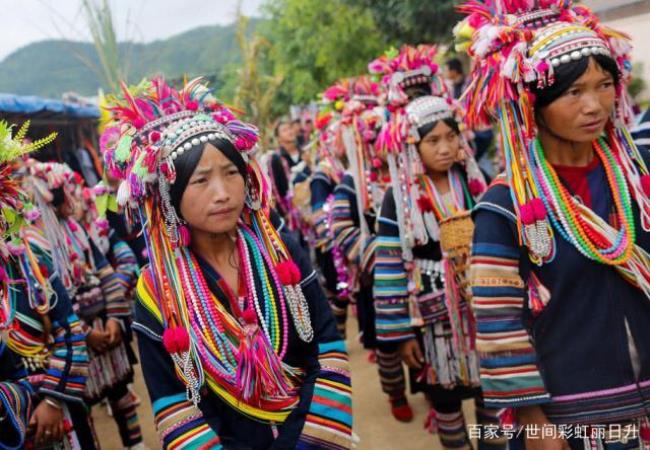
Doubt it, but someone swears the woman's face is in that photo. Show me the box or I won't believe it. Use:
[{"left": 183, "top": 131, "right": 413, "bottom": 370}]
[
  {"left": 418, "top": 120, "right": 460, "bottom": 175},
  {"left": 538, "top": 58, "right": 616, "bottom": 144},
  {"left": 179, "top": 143, "right": 246, "bottom": 236}
]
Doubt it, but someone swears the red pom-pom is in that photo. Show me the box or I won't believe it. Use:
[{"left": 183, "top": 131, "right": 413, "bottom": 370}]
[
  {"left": 160, "top": 161, "right": 171, "bottom": 176},
  {"left": 372, "top": 158, "right": 382, "bottom": 169},
  {"left": 242, "top": 309, "right": 257, "bottom": 325},
  {"left": 39, "top": 264, "right": 49, "bottom": 278},
  {"left": 417, "top": 196, "right": 434, "bottom": 213},
  {"left": 468, "top": 179, "right": 484, "bottom": 197},
  {"left": 149, "top": 131, "right": 161, "bottom": 143},
  {"left": 520, "top": 203, "right": 535, "bottom": 225},
  {"left": 186, "top": 101, "right": 199, "bottom": 111},
  {"left": 133, "top": 118, "right": 146, "bottom": 129},
  {"left": 500, "top": 408, "right": 515, "bottom": 427},
  {"left": 641, "top": 175, "right": 650, "bottom": 197},
  {"left": 531, "top": 198, "right": 547, "bottom": 221},
  {"left": 163, "top": 327, "right": 190, "bottom": 354},
  {"left": 0, "top": 266, "right": 7, "bottom": 282},
  {"left": 369, "top": 172, "right": 379, "bottom": 182}
]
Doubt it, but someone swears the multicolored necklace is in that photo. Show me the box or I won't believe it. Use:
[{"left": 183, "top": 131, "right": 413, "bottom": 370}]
[
  {"left": 418, "top": 169, "right": 469, "bottom": 221},
  {"left": 174, "top": 225, "right": 298, "bottom": 414},
  {"left": 530, "top": 136, "right": 635, "bottom": 265}
]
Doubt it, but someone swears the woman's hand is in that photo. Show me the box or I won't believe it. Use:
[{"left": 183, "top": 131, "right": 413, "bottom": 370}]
[
  {"left": 87, "top": 327, "right": 110, "bottom": 353},
  {"left": 28, "top": 399, "right": 64, "bottom": 447},
  {"left": 399, "top": 338, "right": 424, "bottom": 369},
  {"left": 517, "top": 405, "right": 570, "bottom": 450},
  {"left": 105, "top": 319, "right": 123, "bottom": 349}
]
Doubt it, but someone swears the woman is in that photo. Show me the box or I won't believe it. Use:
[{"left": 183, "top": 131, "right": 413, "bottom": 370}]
[
  {"left": 102, "top": 77, "right": 352, "bottom": 449},
  {"left": 327, "top": 78, "right": 414, "bottom": 422},
  {"left": 374, "top": 92, "right": 505, "bottom": 449},
  {"left": 370, "top": 46, "right": 503, "bottom": 449},
  {"left": 308, "top": 83, "right": 348, "bottom": 338},
  {"left": 27, "top": 160, "right": 141, "bottom": 449},
  {"left": 0, "top": 121, "right": 90, "bottom": 449},
  {"left": 0, "top": 121, "right": 46, "bottom": 450},
  {"left": 457, "top": 1, "right": 650, "bottom": 448}
]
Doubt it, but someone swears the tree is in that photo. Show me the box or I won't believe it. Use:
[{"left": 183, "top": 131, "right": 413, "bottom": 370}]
[
  {"left": 261, "top": 0, "right": 387, "bottom": 111},
  {"left": 220, "top": 9, "right": 284, "bottom": 149},
  {"left": 345, "top": 0, "right": 461, "bottom": 45}
]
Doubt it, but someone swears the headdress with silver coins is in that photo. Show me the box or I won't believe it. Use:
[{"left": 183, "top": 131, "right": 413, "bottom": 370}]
[
  {"left": 368, "top": 45, "right": 449, "bottom": 107},
  {"left": 454, "top": 0, "right": 650, "bottom": 265},
  {"left": 101, "top": 77, "right": 314, "bottom": 403},
  {"left": 376, "top": 94, "right": 487, "bottom": 263}
]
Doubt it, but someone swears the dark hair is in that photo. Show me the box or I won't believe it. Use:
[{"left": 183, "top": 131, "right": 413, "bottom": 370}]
[
  {"left": 274, "top": 120, "right": 290, "bottom": 137},
  {"left": 533, "top": 54, "right": 619, "bottom": 109},
  {"left": 417, "top": 117, "right": 461, "bottom": 140},
  {"left": 291, "top": 119, "right": 301, "bottom": 125},
  {"left": 446, "top": 58, "right": 464, "bottom": 75},
  {"left": 51, "top": 187, "right": 66, "bottom": 208},
  {"left": 169, "top": 136, "right": 246, "bottom": 218},
  {"left": 404, "top": 84, "right": 432, "bottom": 101}
]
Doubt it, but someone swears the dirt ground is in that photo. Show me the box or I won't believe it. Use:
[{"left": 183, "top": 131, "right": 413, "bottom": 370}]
[{"left": 94, "top": 321, "right": 475, "bottom": 449}]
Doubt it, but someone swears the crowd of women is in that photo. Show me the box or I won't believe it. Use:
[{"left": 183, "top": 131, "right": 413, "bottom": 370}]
[{"left": 1, "top": 0, "right": 650, "bottom": 449}]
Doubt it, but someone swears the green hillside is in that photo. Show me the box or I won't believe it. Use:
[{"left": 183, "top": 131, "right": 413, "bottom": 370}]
[{"left": 0, "top": 21, "right": 256, "bottom": 98}]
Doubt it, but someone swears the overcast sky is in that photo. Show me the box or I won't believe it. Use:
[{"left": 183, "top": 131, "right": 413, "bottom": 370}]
[{"left": 0, "top": 0, "right": 264, "bottom": 61}]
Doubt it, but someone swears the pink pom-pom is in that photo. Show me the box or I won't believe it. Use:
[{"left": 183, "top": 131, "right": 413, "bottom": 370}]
[
  {"left": 641, "top": 175, "right": 650, "bottom": 197},
  {"left": 163, "top": 327, "right": 190, "bottom": 354},
  {"left": 149, "top": 131, "right": 161, "bottom": 143},
  {"left": 25, "top": 209, "right": 41, "bottom": 222},
  {"left": 275, "top": 261, "right": 293, "bottom": 285},
  {"left": 178, "top": 225, "right": 191, "bottom": 247},
  {"left": 520, "top": 203, "right": 535, "bottom": 225},
  {"left": 68, "top": 220, "right": 79, "bottom": 232},
  {"left": 369, "top": 172, "right": 379, "bottom": 182},
  {"left": 536, "top": 60, "right": 549, "bottom": 73},
  {"left": 213, "top": 113, "right": 228, "bottom": 124},
  {"left": 531, "top": 198, "right": 547, "bottom": 221},
  {"left": 234, "top": 137, "right": 247, "bottom": 150},
  {"left": 372, "top": 158, "right": 382, "bottom": 169},
  {"left": 133, "top": 118, "right": 146, "bottom": 129},
  {"left": 186, "top": 101, "right": 199, "bottom": 111},
  {"left": 242, "top": 309, "right": 257, "bottom": 325},
  {"left": 275, "top": 260, "right": 301, "bottom": 285}
]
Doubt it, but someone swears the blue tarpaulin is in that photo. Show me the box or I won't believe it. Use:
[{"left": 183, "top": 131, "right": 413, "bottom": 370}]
[{"left": 0, "top": 93, "right": 99, "bottom": 119}]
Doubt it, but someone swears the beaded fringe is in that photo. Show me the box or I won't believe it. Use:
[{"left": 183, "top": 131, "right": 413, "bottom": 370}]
[
  {"left": 421, "top": 318, "right": 480, "bottom": 388},
  {"left": 85, "top": 320, "right": 133, "bottom": 401}
]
